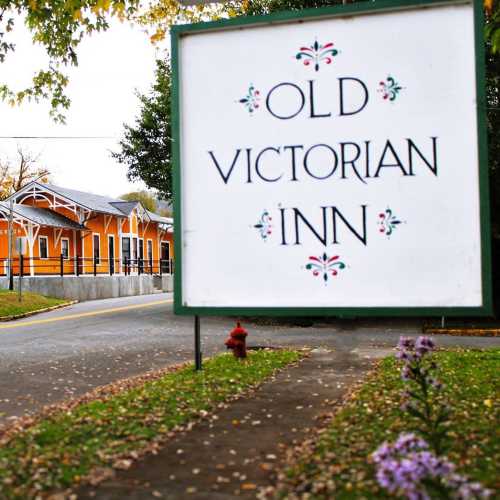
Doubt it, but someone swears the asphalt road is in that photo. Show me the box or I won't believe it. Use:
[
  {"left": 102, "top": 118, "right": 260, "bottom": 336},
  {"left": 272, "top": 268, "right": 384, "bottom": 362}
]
[{"left": 0, "top": 293, "right": 498, "bottom": 424}]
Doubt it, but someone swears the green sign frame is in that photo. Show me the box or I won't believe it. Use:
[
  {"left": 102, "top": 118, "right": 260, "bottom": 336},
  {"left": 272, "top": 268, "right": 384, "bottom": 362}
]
[{"left": 171, "top": 0, "right": 492, "bottom": 317}]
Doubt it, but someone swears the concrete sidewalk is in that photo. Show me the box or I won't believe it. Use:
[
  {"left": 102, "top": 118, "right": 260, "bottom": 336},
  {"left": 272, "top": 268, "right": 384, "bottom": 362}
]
[{"left": 74, "top": 347, "right": 390, "bottom": 499}]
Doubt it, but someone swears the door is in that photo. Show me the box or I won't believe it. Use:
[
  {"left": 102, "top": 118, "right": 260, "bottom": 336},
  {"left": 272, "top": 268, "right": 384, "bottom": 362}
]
[
  {"left": 122, "top": 237, "right": 131, "bottom": 273},
  {"left": 108, "top": 236, "right": 115, "bottom": 275},
  {"left": 160, "top": 241, "right": 170, "bottom": 273}
]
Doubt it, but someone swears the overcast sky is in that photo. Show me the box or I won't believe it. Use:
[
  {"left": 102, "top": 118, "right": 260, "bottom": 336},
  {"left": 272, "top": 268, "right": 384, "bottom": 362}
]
[{"left": 0, "top": 18, "right": 163, "bottom": 198}]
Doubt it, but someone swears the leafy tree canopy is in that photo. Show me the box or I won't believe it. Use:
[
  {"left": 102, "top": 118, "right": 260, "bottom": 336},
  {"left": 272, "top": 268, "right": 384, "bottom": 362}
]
[
  {"left": 0, "top": 0, "right": 141, "bottom": 122},
  {"left": 120, "top": 189, "right": 158, "bottom": 212},
  {"left": 485, "top": 1, "right": 499, "bottom": 53},
  {"left": 2, "top": 0, "right": 497, "bottom": 123},
  {"left": 112, "top": 59, "right": 172, "bottom": 201}
]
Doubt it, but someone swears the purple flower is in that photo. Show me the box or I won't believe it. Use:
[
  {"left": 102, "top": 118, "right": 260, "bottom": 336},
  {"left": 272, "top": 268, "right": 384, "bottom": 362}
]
[
  {"left": 372, "top": 442, "right": 393, "bottom": 463},
  {"left": 397, "top": 350, "right": 416, "bottom": 363},
  {"left": 402, "top": 365, "right": 413, "bottom": 380},
  {"left": 446, "top": 474, "right": 492, "bottom": 498},
  {"left": 431, "top": 456, "right": 454, "bottom": 476},
  {"left": 375, "top": 459, "right": 399, "bottom": 491},
  {"left": 458, "top": 481, "right": 493, "bottom": 499},
  {"left": 394, "top": 433, "right": 428, "bottom": 454},
  {"left": 373, "top": 435, "right": 491, "bottom": 499},
  {"left": 407, "top": 490, "right": 430, "bottom": 500},
  {"left": 398, "top": 337, "right": 416, "bottom": 350},
  {"left": 427, "top": 377, "right": 443, "bottom": 390},
  {"left": 415, "top": 336, "right": 435, "bottom": 358}
]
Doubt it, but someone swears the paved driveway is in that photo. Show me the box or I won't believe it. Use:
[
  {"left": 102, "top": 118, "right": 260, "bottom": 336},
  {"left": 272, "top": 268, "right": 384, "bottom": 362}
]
[{"left": 0, "top": 293, "right": 498, "bottom": 423}]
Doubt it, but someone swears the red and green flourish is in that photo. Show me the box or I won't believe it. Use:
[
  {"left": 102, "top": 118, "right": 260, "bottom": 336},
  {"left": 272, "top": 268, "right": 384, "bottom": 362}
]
[
  {"left": 296, "top": 40, "right": 339, "bottom": 72},
  {"left": 379, "top": 76, "right": 402, "bottom": 101},
  {"left": 254, "top": 209, "right": 272, "bottom": 240},
  {"left": 306, "top": 253, "right": 346, "bottom": 283},
  {"left": 239, "top": 84, "right": 261, "bottom": 113},
  {"left": 379, "top": 208, "right": 402, "bottom": 236}
]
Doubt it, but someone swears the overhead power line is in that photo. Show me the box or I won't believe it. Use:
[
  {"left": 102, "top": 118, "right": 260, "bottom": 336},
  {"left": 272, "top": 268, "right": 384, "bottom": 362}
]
[{"left": 0, "top": 136, "right": 117, "bottom": 139}]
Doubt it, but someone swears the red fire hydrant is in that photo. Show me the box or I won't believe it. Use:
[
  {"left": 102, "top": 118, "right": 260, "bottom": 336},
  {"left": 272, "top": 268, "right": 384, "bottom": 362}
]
[{"left": 225, "top": 322, "right": 248, "bottom": 359}]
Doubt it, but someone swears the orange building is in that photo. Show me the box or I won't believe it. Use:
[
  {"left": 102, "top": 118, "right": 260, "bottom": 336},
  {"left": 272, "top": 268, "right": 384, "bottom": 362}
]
[{"left": 0, "top": 182, "right": 174, "bottom": 277}]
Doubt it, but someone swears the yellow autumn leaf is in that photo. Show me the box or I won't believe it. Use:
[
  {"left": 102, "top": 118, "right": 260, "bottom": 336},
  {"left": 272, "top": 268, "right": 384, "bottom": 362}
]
[
  {"left": 113, "top": 2, "right": 125, "bottom": 15},
  {"left": 483, "top": 399, "right": 493, "bottom": 408},
  {"left": 150, "top": 29, "right": 166, "bottom": 43},
  {"left": 73, "top": 9, "right": 83, "bottom": 21}
]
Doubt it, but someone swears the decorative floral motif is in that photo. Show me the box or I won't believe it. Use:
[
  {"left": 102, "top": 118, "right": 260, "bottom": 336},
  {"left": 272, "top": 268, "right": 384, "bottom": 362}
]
[
  {"left": 306, "top": 253, "right": 346, "bottom": 283},
  {"left": 238, "top": 84, "right": 260, "bottom": 113},
  {"left": 254, "top": 210, "right": 272, "bottom": 240},
  {"left": 378, "top": 76, "right": 402, "bottom": 101},
  {"left": 379, "top": 208, "right": 402, "bottom": 236},
  {"left": 296, "top": 40, "right": 339, "bottom": 71}
]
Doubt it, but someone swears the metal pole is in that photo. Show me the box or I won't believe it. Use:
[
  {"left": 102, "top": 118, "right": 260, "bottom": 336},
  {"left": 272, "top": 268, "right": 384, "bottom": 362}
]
[
  {"left": 194, "top": 315, "right": 202, "bottom": 371},
  {"left": 18, "top": 255, "right": 23, "bottom": 302},
  {"left": 8, "top": 198, "right": 13, "bottom": 290}
]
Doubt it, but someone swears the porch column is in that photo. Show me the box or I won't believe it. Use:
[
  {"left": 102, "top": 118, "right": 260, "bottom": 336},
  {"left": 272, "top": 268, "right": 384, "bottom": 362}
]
[
  {"left": 73, "top": 229, "right": 77, "bottom": 275},
  {"left": 82, "top": 231, "right": 86, "bottom": 275},
  {"left": 27, "top": 222, "right": 35, "bottom": 276},
  {"left": 118, "top": 218, "right": 123, "bottom": 274}
]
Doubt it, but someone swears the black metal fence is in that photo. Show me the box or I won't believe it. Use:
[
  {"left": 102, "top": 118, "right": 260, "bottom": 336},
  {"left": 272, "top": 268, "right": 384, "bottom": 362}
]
[{"left": 0, "top": 256, "right": 174, "bottom": 277}]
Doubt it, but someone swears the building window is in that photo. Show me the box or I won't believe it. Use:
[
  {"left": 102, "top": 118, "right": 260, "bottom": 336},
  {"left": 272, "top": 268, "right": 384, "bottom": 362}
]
[
  {"left": 132, "top": 237, "right": 138, "bottom": 262},
  {"left": 61, "top": 238, "right": 70, "bottom": 259},
  {"left": 122, "top": 237, "right": 131, "bottom": 264},
  {"left": 93, "top": 234, "right": 100, "bottom": 264},
  {"left": 39, "top": 236, "right": 48, "bottom": 259},
  {"left": 147, "top": 240, "right": 153, "bottom": 263}
]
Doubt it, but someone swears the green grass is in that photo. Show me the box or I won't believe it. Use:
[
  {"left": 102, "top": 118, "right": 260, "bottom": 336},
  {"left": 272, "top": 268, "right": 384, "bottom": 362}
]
[
  {"left": 0, "top": 290, "right": 67, "bottom": 318},
  {"left": 0, "top": 349, "right": 302, "bottom": 499},
  {"left": 276, "top": 349, "right": 499, "bottom": 499}
]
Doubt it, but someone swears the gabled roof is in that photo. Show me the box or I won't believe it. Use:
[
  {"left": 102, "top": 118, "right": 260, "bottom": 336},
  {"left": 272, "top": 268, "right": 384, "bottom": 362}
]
[
  {"left": 109, "top": 201, "right": 139, "bottom": 216},
  {"left": 0, "top": 203, "right": 86, "bottom": 231},
  {"left": 40, "top": 183, "right": 127, "bottom": 216},
  {"left": 8, "top": 182, "right": 172, "bottom": 226},
  {"left": 146, "top": 210, "right": 173, "bottom": 225}
]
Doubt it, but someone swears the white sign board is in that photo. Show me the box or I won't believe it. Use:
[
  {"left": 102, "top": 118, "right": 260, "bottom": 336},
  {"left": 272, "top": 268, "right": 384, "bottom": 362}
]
[
  {"left": 172, "top": 0, "right": 491, "bottom": 315},
  {"left": 15, "top": 237, "right": 27, "bottom": 255}
]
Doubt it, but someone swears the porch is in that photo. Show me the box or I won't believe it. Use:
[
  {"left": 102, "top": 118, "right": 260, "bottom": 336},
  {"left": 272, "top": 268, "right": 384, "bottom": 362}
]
[{"left": 0, "top": 255, "right": 175, "bottom": 278}]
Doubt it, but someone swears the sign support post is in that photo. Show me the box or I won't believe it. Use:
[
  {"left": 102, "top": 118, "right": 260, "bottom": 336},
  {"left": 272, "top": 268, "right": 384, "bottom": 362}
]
[
  {"left": 194, "top": 315, "right": 202, "bottom": 370},
  {"left": 18, "top": 254, "right": 23, "bottom": 303}
]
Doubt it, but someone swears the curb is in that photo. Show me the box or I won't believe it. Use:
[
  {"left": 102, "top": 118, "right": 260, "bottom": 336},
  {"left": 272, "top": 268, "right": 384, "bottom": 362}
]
[
  {"left": 423, "top": 327, "right": 500, "bottom": 337},
  {"left": 0, "top": 300, "right": 79, "bottom": 322}
]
